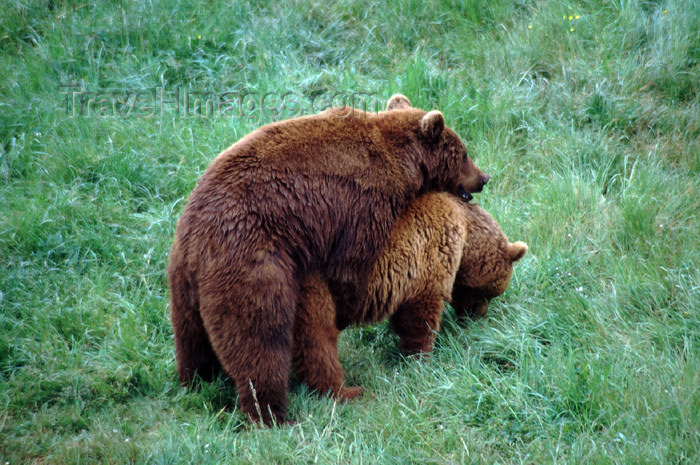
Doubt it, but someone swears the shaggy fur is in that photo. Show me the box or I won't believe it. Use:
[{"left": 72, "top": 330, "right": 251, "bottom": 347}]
[
  {"left": 293, "top": 192, "right": 528, "bottom": 398},
  {"left": 168, "top": 95, "right": 489, "bottom": 425}
]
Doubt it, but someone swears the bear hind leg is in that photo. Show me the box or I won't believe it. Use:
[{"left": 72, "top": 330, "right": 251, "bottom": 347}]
[
  {"left": 202, "top": 297, "right": 296, "bottom": 425},
  {"left": 170, "top": 272, "right": 221, "bottom": 385},
  {"left": 199, "top": 254, "right": 300, "bottom": 426}
]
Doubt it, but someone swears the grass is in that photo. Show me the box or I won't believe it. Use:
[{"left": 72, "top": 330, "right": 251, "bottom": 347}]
[{"left": 0, "top": 0, "right": 698, "bottom": 463}]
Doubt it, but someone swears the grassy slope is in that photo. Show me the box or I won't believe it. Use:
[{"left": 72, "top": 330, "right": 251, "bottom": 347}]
[{"left": 0, "top": 0, "right": 698, "bottom": 463}]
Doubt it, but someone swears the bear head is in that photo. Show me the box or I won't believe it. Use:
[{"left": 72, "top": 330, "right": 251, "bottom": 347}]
[
  {"left": 386, "top": 94, "right": 490, "bottom": 202},
  {"left": 448, "top": 202, "right": 527, "bottom": 318}
]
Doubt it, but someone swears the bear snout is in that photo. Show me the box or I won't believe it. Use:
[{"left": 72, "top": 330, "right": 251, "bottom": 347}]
[
  {"left": 474, "top": 174, "right": 489, "bottom": 192},
  {"left": 466, "top": 174, "right": 489, "bottom": 195}
]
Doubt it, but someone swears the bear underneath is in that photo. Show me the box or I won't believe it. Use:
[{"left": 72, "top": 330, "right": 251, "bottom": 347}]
[
  {"left": 293, "top": 192, "right": 527, "bottom": 401},
  {"left": 168, "top": 95, "right": 489, "bottom": 425}
]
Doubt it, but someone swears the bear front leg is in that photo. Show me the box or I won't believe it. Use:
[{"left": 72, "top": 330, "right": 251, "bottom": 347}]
[
  {"left": 390, "top": 292, "right": 446, "bottom": 356},
  {"left": 293, "top": 275, "right": 362, "bottom": 402}
]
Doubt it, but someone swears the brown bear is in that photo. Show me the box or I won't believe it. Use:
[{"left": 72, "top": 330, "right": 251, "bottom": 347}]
[
  {"left": 168, "top": 95, "right": 489, "bottom": 425},
  {"left": 292, "top": 192, "right": 528, "bottom": 400}
]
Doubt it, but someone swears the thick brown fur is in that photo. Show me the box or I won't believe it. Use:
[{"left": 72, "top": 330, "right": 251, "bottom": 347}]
[
  {"left": 168, "top": 95, "right": 489, "bottom": 425},
  {"left": 294, "top": 192, "right": 527, "bottom": 399}
]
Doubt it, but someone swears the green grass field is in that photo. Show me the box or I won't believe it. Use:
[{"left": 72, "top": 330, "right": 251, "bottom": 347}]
[{"left": 1, "top": 0, "right": 698, "bottom": 463}]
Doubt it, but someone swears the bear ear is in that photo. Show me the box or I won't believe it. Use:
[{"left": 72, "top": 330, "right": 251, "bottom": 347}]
[
  {"left": 420, "top": 110, "right": 445, "bottom": 141},
  {"left": 508, "top": 241, "right": 528, "bottom": 262},
  {"left": 386, "top": 94, "right": 412, "bottom": 111}
]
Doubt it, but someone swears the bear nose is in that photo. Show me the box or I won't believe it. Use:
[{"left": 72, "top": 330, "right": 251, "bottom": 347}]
[{"left": 481, "top": 175, "right": 490, "bottom": 187}]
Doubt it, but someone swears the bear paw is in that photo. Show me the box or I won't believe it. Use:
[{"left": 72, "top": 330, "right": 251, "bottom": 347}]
[{"left": 336, "top": 386, "right": 363, "bottom": 402}]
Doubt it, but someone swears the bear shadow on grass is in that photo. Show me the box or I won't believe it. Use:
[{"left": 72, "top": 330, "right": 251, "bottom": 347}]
[
  {"left": 341, "top": 304, "right": 481, "bottom": 371},
  {"left": 182, "top": 303, "right": 493, "bottom": 424},
  {"left": 183, "top": 376, "right": 304, "bottom": 429},
  {"left": 178, "top": 374, "right": 250, "bottom": 429}
]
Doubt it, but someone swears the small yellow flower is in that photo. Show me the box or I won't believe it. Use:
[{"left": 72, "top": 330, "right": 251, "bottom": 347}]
[
  {"left": 563, "top": 14, "right": 566, "bottom": 20},
  {"left": 569, "top": 15, "right": 573, "bottom": 21},
  {"left": 197, "top": 34, "right": 202, "bottom": 39},
  {"left": 663, "top": 9, "right": 668, "bottom": 14},
  {"left": 575, "top": 15, "right": 580, "bottom": 19},
  {"left": 528, "top": 24, "right": 532, "bottom": 29},
  {"left": 570, "top": 28, "right": 574, "bottom": 32}
]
